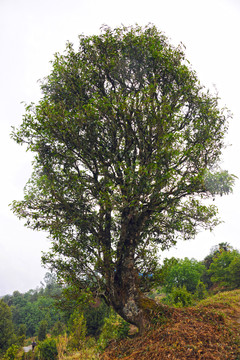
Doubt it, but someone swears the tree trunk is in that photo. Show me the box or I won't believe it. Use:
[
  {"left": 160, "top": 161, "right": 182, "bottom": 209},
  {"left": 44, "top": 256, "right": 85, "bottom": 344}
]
[{"left": 106, "top": 255, "right": 157, "bottom": 334}]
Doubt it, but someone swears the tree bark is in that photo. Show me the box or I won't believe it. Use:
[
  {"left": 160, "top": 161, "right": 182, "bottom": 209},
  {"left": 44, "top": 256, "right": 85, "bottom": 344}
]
[{"left": 106, "top": 254, "right": 157, "bottom": 334}]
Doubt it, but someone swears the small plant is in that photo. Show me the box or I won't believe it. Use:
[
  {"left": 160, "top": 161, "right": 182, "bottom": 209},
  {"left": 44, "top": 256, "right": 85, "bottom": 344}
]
[
  {"left": 194, "top": 281, "right": 208, "bottom": 300},
  {"left": 68, "top": 312, "right": 87, "bottom": 350},
  {"left": 3, "top": 344, "right": 19, "bottom": 360},
  {"left": 38, "top": 338, "right": 58, "bottom": 360},
  {"left": 98, "top": 311, "right": 130, "bottom": 350},
  {"left": 163, "top": 286, "right": 193, "bottom": 307},
  {"left": 56, "top": 333, "right": 68, "bottom": 360}
]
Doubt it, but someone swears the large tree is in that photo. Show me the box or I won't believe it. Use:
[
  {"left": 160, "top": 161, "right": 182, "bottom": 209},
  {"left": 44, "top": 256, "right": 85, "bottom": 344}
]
[{"left": 12, "top": 25, "right": 234, "bottom": 332}]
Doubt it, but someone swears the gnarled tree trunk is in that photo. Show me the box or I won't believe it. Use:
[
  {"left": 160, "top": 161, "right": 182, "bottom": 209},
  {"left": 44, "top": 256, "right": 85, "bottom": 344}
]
[{"left": 106, "top": 253, "right": 157, "bottom": 334}]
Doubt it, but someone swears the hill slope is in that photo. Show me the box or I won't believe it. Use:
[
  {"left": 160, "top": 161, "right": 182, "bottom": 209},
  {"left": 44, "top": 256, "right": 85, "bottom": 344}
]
[{"left": 101, "top": 290, "right": 240, "bottom": 360}]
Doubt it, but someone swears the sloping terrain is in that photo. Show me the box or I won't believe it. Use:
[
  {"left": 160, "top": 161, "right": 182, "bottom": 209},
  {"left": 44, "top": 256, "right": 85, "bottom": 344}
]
[{"left": 101, "top": 290, "right": 240, "bottom": 360}]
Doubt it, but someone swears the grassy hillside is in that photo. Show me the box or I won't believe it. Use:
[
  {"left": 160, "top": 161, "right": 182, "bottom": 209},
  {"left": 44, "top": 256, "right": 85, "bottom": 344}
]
[{"left": 100, "top": 290, "right": 240, "bottom": 360}]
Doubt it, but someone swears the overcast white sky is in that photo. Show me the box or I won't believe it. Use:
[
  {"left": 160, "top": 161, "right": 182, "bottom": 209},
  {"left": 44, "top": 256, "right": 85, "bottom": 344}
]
[{"left": 0, "top": 0, "right": 240, "bottom": 296}]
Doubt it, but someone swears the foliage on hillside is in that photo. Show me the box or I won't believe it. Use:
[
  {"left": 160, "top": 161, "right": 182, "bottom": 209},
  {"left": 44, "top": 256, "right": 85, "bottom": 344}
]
[
  {"left": 2, "top": 273, "right": 64, "bottom": 338},
  {"left": 101, "top": 290, "right": 240, "bottom": 360},
  {"left": 1, "top": 245, "right": 240, "bottom": 359}
]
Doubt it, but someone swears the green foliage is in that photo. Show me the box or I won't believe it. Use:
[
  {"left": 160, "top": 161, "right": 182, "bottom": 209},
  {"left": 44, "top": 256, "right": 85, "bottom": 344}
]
[
  {"left": 51, "top": 321, "right": 65, "bottom": 337},
  {"left": 228, "top": 256, "right": 240, "bottom": 288},
  {"left": 11, "top": 24, "right": 234, "bottom": 328},
  {"left": 16, "top": 324, "right": 26, "bottom": 346},
  {"left": 159, "top": 257, "right": 180, "bottom": 285},
  {"left": 98, "top": 311, "right": 129, "bottom": 350},
  {"left": 204, "top": 170, "right": 236, "bottom": 196},
  {"left": 83, "top": 300, "right": 111, "bottom": 337},
  {"left": 37, "top": 320, "right": 48, "bottom": 341},
  {"left": 2, "top": 277, "right": 65, "bottom": 338},
  {"left": 201, "top": 242, "right": 232, "bottom": 289},
  {"left": 38, "top": 338, "right": 58, "bottom": 360},
  {"left": 68, "top": 312, "right": 87, "bottom": 350},
  {"left": 163, "top": 286, "right": 193, "bottom": 307},
  {"left": 3, "top": 344, "right": 19, "bottom": 360},
  {"left": 194, "top": 281, "right": 208, "bottom": 300},
  {"left": 163, "top": 257, "right": 205, "bottom": 294},
  {"left": 0, "top": 300, "right": 15, "bottom": 353},
  {"left": 18, "top": 324, "right": 26, "bottom": 338},
  {"left": 208, "top": 249, "right": 240, "bottom": 290}
]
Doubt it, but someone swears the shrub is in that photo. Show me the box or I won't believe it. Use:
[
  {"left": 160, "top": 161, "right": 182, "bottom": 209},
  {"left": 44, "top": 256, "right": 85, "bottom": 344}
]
[
  {"left": 38, "top": 320, "right": 48, "bottom": 342},
  {"left": 68, "top": 312, "right": 87, "bottom": 350},
  {"left": 84, "top": 300, "right": 110, "bottom": 337},
  {"left": 194, "top": 281, "right": 208, "bottom": 300},
  {"left": 98, "top": 311, "right": 129, "bottom": 350},
  {"left": 51, "top": 321, "right": 66, "bottom": 337},
  {"left": 3, "top": 344, "right": 19, "bottom": 360},
  {"left": 56, "top": 334, "right": 68, "bottom": 360},
  {"left": 38, "top": 338, "right": 58, "bottom": 360},
  {"left": 163, "top": 286, "right": 193, "bottom": 307}
]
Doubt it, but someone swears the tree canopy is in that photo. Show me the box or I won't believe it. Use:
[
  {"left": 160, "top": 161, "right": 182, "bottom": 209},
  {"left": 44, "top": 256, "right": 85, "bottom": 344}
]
[
  {"left": 11, "top": 25, "right": 234, "bottom": 332},
  {"left": 163, "top": 257, "right": 205, "bottom": 294}
]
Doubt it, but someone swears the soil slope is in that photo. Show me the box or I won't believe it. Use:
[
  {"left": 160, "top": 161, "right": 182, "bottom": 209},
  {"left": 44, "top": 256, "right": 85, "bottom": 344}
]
[{"left": 101, "top": 289, "right": 240, "bottom": 360}]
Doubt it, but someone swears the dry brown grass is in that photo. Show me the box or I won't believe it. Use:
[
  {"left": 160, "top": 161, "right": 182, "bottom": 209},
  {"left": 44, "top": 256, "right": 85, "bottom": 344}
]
[{"left": 100, "top": 290, "right": 240, "bottom": 360}]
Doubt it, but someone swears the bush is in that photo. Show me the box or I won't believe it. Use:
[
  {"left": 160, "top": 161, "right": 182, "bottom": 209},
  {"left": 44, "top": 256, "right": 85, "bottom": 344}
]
[
  {"left": 194, "top": 281, "right": 208, "bottom": 300},
  {"left": 3, "top": 344, "right": 19, "bottom": 360},
  {"left": 38, "top": 320, "right": 48, "bottom": 342},
  {"left": 68, "top": 312, "right": 87, "bottom": 350},
  {"left": 38, "top": 338, "right": 58, "bottom": 360},
  {"left": 51, "top": 321, "right": 65, "bottom": 337},
  {"left": 98, "top": 311, "right": 129, "bottom": 350},
  {"left": 163, "top": 286, "right": 193, "bottom": 307},
  {"left": 84, "top": 300, "right": 110, "bottom": 337},
  {"left": 56, "top": 334, "right": 68, "bottom": 360}
]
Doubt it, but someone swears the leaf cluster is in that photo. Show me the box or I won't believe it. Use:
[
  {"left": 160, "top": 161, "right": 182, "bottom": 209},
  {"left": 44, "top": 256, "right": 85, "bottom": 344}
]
[{"left": 11, "top": 24, "right": 234, "bottom": 297}]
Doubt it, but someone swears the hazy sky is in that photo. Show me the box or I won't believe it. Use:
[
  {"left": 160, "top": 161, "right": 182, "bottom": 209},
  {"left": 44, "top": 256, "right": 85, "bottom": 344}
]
[{"left": 1, "top": 0, "right": 240, "bottom": 296}]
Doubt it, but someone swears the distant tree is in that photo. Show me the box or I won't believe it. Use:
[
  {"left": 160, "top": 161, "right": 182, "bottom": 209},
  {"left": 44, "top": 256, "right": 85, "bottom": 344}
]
[
  {"left": 228, "top": 256, "right": 240, "bottom": 289},
  {"left": 18, "top": 323, "right": 26, "bottom": 337},
  {"left": 51, "top": 321, "right": 66, "bottom": 337},
  {"left": 0, "top": 300, "right": 15, "bottom": 353},
  {"left": 159, "top": 257, "right": 180, "bottom": 285},
  {"left": 208, "top": 248, "right": 240, "bottom": 290},
  {"left": 17, "top": 324, "right": 26, "bottom": 346},
  {"left": 203, "top": 242, "right": 232, "bottom": 269},
  {"left": 11, "top": 25, "right": 234, "bottom": 333},
  {"left": 43, "top": 273, "right": 62, "bottom": 297},
  {"left": 38, "top": 320, "right": 48, "bottom": 341},
  {"left": 202, "top": 242, "right": 233, "bottom": 288},
  {"left": 163, "top": 258, "right": 205, "bottom": 294},
  {"left": 194, "top": 281, "right": 208, "bottom": 300},
  {"left": 3, "top": 284, "right": 65, "bottom": 338}
]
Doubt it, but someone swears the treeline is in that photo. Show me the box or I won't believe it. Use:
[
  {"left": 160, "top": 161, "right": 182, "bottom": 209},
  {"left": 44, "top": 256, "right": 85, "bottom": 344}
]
[
  {"left": 2, "top": 273, "right": 63, "bottom": 339},
  {"left": 0, "top": 242, "right": 240, "bottom": 359},
  {"left": 153, "top": 242, "right": 240, "bottom": 307},
  {"left": 0, "top": 273, "right": 111, "bottom": 342}
]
